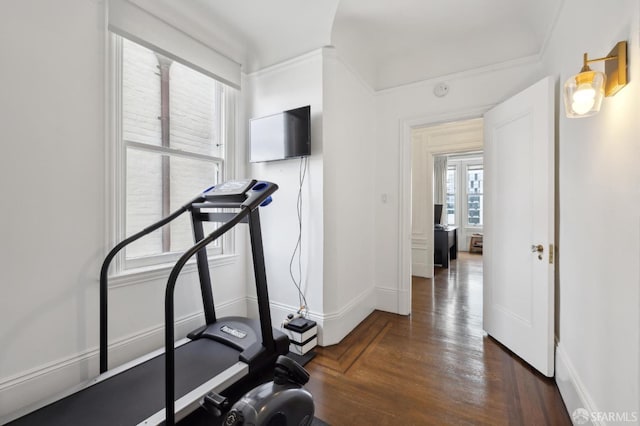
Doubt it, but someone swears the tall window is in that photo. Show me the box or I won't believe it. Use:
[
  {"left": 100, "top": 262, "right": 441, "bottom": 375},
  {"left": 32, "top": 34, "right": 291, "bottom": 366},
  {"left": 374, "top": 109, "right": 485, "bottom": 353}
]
[
  {"left": 466, "top": 165, "right": 483, "bottom": 226},
  {"left": 445, "top": 157, "right": 483, "bottom": 229},
  {"left": 446, "top": 166, "right": 456, "bottom": 225},
  {"left": 115, "top": 36, "right": 232, "bottom": 268}
]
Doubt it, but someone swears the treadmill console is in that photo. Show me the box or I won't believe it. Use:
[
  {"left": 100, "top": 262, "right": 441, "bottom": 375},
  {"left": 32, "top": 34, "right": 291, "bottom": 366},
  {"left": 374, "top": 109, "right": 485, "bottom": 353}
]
[{"left": 204, "top": 179, "right": 256, "bottom": 197}]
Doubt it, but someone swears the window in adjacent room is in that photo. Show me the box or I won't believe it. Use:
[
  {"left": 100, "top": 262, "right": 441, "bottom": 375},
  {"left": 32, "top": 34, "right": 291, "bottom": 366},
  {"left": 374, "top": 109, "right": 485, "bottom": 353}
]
[
  {"left": 466, "top": 165, "right": 483, "bottom": 226},
  {"left": 445, "top": 155, "right": 483, "bottom": 229},
  {"left": 113, "top": 35, "right": 234, "bottom": 270},
  {"left": 446, "top": 166, "right": 457, "bottom": 225}
]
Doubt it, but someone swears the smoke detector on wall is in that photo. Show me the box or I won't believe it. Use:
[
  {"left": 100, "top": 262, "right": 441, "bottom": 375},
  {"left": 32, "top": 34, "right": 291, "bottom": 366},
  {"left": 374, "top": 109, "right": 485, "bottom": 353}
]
[{"left": 433, "top": 82, "right": 449, "bottom": 97}]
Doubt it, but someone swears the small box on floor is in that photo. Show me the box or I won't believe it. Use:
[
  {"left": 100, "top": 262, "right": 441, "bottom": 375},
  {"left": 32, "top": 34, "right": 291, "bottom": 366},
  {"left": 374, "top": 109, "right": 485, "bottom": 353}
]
[
  {"left": 284, "top": 318, "right": 317, "bottom": 355},
  {"left": 289, "top": 336, "right": 317, "bottom": 356}
]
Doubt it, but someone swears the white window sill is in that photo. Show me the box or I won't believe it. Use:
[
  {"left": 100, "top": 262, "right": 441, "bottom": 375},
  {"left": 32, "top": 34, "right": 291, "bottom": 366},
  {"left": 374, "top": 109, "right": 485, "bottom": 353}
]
[{"left": 108, "top": 254, "right": 238, "bottom": 289}]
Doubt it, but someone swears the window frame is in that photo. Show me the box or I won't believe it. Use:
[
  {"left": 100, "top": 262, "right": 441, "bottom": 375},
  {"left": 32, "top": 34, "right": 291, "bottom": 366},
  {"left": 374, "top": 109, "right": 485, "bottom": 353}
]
[{"left": 108, "top": 33, "right": 236, "bottom": 276}]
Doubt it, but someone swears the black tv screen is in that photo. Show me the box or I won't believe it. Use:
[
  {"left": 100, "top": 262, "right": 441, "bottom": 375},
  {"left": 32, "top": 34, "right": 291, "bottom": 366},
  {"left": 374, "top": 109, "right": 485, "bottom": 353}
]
[{"left": 249, "top": 105, "right": 311, "bottom": 163}]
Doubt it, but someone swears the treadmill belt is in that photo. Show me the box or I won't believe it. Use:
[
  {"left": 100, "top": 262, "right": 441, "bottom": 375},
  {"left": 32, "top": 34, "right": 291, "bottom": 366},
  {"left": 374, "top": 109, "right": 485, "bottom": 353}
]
[{"left": 9, "top": 339, "right": 241, "bottom": 426}]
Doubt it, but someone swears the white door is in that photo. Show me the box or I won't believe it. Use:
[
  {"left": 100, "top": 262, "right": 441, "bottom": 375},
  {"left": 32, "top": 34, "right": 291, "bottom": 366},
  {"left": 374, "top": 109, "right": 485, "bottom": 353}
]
[{"left": 483, "top": 76, "right": 555, "bottom": 377}]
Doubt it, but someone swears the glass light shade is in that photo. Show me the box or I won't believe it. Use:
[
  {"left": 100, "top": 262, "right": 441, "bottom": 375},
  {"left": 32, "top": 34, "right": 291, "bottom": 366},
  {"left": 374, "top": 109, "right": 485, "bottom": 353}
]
[{"left": 563, "top": 70, "right": 606, "bottom": 118}]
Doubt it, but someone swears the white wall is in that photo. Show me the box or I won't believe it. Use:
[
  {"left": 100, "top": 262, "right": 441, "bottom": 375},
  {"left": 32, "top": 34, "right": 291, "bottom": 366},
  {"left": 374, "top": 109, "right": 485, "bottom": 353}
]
[
  {"left": 0, "top": 0, "right": 105, "bottom": 415},
  {"left": 541, "top": 0, "right": 640, "bottom": 418},
  {"left": 0, "top": 0, "right": 248, "bottom": 419},
  {"left": 244, "top": 50, "right": 326, "bottom": 338},
  {"left": 321, "top": 48, "right": 376, "bottom": 344},
  {"left": 244, "top": 47, "right": 377, "bottom": 345},
  {"left": 373, "top": 60, "right": 543, "bottom": 314}
]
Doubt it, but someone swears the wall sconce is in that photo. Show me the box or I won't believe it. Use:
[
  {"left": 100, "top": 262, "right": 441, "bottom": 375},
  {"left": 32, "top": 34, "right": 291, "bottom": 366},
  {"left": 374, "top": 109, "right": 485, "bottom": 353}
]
[{"left": 563, "top": 41, "right": 628, "bottom": 118}]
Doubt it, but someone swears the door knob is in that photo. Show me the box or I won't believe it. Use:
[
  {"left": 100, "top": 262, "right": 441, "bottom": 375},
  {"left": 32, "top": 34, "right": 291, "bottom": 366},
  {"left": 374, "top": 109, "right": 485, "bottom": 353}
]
[{"left": 531, "top": 244, "right": 544, "bottom": 260}]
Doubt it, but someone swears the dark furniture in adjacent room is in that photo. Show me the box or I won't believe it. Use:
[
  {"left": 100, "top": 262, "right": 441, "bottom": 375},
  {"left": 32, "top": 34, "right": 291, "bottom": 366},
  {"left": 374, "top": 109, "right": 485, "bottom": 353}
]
[{"left": 434, "top": 226, "right": 458, "bottom": 268}]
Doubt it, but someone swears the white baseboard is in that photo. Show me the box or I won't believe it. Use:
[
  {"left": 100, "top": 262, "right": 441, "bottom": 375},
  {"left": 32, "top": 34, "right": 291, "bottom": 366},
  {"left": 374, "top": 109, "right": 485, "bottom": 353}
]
[
  {"left": 249, "top": 287, "right": 376, "bottom": 347},
  {"left": 321, "top": 288, "right": 376, "bottom": 346},
  {"left": 0, "top": 297, "right": 246, "bottom": 421},
  {"left": 375, "top": 286, "right": 411, "bottom": 314},
  {"left": 555, "top": 340, "right": 603, "bottom": 426},
  {"left": 412, "top": 262, "right": 429, "bottom": 278},
  {"left": 375, "top": 286, "right": 399, "bottom": 313},
  {"left": 411, "top": 242, "right": 432, "bottom": 278}
]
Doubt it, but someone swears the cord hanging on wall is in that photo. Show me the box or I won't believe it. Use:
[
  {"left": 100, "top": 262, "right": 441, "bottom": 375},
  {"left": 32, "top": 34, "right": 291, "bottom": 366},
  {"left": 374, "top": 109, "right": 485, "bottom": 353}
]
[{"left": 289, "top": 156, "right": 309, "bottom": 317}]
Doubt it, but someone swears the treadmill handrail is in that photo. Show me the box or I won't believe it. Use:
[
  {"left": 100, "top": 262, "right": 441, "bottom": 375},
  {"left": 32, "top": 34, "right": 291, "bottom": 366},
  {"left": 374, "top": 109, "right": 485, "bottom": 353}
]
[
  {"left": 99, "top": 194, "right": 204, "bottom": 373},
  {"left": 164, "top": 207, "right": 250, "bottom": 425},
  {"left": 164, "top": 181, "right": 278, "bottom": 425}
]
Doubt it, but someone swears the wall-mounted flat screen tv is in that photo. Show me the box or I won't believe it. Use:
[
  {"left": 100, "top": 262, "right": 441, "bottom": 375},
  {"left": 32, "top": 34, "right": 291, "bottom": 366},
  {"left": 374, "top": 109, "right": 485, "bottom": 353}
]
[{"left": 249, "top": 105, "right": 311, "bottom": 163}]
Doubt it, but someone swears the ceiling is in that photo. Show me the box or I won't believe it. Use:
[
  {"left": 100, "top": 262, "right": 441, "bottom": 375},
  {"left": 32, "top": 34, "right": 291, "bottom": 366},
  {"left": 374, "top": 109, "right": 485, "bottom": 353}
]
[
  {"left": 132, "top": 0, "right": 563, "bottom": 90},
  {"left": 333, "top": 0, "right": 563, "bottom": 89}
]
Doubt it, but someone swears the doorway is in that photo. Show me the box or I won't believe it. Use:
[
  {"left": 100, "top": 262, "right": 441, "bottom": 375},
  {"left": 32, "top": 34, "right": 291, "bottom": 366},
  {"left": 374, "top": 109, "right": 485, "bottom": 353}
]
[
  {"left": 409, "top": 118, "right": 484, "bottom": 282},
  {"left": 399, "top": 77, "right": 556, "bottom": 377}
]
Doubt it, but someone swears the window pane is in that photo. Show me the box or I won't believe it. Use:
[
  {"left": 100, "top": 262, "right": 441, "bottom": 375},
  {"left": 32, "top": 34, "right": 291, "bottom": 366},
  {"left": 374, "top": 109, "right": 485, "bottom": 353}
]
[
  {"left": 467, "top": 194, "right": 483, "bottom": 226},
  {"left": 446, "top": 194, "right": 455, "bottom": 225},
  {"left": 446, "top": 167, "right": 456, "bottom": 225},
  {"left": 170, "top": 63, "right": 223, "bottom": 158},
  {"left": 466, "top": 165, "right": 483, "bottom": 226},
  {"left": 126, "top": 149, "right": 163, "bottom": 258},
  {"left": 467, "top": 167, "right": 483, "bottom": 194},
  {"left": 169, "top": 156, "right": 220, "bottom": 253},
  {"left": 125, "top": 148, "right": 220, "bottom": 259},
  {"left": 122, "top": 39, "right": 161, "bottom": 146},
  {"left": 446, "top": 168, "right": 455, "bottom": 193}
]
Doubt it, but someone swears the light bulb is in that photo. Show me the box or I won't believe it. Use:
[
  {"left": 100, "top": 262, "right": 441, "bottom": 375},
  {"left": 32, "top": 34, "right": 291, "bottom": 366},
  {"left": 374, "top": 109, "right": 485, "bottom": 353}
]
[
  {"left": 563, "top": 70, "right": 605, "bottom": 118},
  {"left": 571, "top": 83, "right": 596, "bottom": 115}
]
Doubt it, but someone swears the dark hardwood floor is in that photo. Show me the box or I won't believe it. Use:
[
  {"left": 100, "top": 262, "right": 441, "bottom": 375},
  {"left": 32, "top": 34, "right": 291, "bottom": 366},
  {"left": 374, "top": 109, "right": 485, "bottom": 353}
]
[{"left": 305, "top": 252, "right": 570, "bottom": 425}]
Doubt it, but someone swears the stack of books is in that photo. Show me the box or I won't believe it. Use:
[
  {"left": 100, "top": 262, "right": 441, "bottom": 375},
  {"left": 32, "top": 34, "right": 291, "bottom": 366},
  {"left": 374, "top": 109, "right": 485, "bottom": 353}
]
[{"left": 283, "top": 318, "right": 317, "bottom": 355}]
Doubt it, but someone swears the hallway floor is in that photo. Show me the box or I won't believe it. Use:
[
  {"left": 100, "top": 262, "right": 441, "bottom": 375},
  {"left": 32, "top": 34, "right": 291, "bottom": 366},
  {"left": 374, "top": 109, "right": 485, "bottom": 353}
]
[{"left": 305, "top": 252, "right": 570, "bottom": 425}]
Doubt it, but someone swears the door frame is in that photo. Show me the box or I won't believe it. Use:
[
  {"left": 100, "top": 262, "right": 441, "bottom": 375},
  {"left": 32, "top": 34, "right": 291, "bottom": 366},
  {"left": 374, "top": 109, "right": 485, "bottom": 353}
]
[{"left": 398, "top": 105, "right": 492, "bottom": 315}]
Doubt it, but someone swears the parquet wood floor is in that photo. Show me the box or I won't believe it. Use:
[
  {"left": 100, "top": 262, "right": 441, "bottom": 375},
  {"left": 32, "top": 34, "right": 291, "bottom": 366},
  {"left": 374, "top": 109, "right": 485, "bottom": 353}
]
[{"left": 305, "top": 253, "right": 570, "bottom": 425}]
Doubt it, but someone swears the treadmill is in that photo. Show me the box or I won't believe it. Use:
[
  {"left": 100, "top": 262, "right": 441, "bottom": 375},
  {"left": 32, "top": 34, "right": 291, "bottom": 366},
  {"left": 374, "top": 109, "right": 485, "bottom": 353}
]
[{"left": 6, "top": 179, "right": 289, "bottom": 425}]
